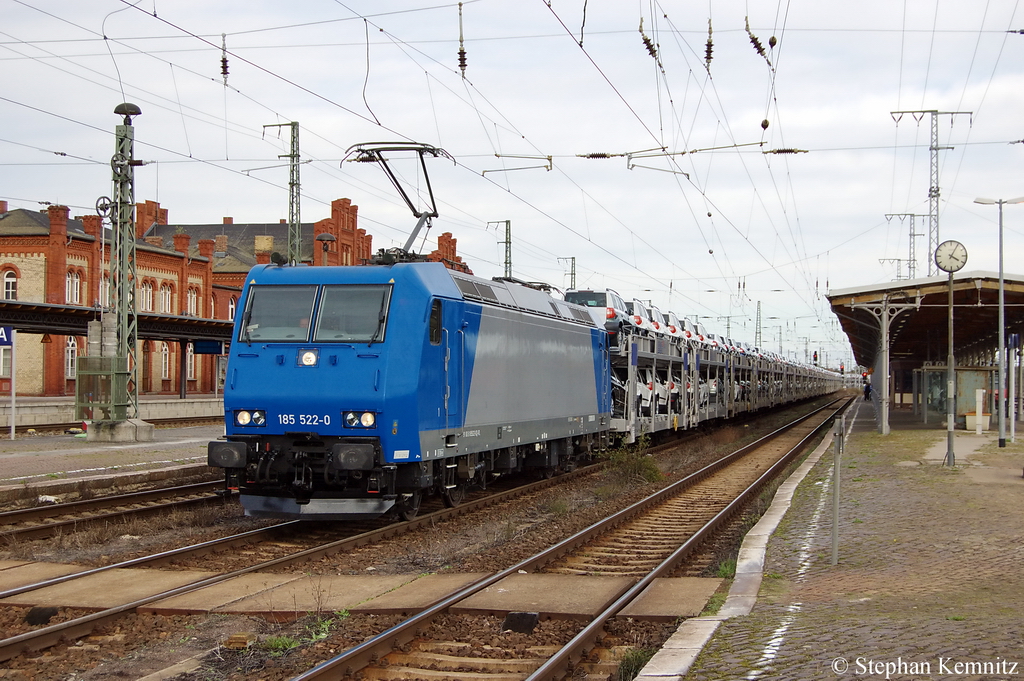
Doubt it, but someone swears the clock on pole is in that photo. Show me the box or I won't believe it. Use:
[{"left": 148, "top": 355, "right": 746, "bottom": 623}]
[{"left": 934, "top": 240, "right": 967, "bottom": 273}]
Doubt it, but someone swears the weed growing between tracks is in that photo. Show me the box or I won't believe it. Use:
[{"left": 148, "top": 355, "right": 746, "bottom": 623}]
[
  {"left": 603, "top": 433, "right": 664, "bottom": 483},
  {"left": 618, "top": 646, "right": 658, "bottom": 681},
  {"left": 0, "top": 502, "right": 240, "bottom": 565}
]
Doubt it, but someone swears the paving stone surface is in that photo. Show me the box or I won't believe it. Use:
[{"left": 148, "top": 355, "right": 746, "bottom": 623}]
[{"left": 686, "top": 408, "right": 1024, "bottom": 679}]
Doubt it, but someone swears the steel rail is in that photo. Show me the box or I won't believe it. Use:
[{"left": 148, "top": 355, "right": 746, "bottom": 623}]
[
  {"left": 0, "top": 494, "right": 229, "bottom": 541},
  {"left": 290, "top": 398, "right": 848, "bottom": 681},
  {"left": 0, "top": 460, "right": 601, "bottom": 662},
  {"left": 0, "top": 482, "right": 227, "bottom": 541},
  {"left": 0, "top": 481, "right": 223, "bottom": 525},
  {"left": 524, "top": 397, "right": 853, "bottom": 681},
  {"left": 11, "top": 415, "right": 223, "bottom": 434}
]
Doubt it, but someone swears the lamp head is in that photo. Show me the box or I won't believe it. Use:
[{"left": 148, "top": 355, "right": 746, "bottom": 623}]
[{"left": 114, "top": 102, "right": 142, "bottom": 125}]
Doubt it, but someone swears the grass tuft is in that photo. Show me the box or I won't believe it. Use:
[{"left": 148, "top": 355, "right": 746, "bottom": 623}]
[{"left": 618, "top": 647, "right": 657, "bottom": 681}]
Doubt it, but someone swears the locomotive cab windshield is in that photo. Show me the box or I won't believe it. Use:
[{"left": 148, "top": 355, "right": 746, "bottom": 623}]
[{"left": 241, "top": 283, "right": 393, "bottom": 344}]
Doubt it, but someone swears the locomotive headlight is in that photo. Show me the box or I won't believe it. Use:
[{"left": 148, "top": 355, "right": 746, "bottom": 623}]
[
  {"left": 299, "top": 349, "right": 318, "bottom": 366},
  {"left": 234, "top": 410, "right": 266, "bottom": 427},
  {"left": 344, "top": 411, "right": 376, "bottom": 428}
]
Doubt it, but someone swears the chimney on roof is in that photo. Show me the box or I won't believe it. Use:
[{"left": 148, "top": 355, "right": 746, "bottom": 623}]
[
  {"left": 280, "top": 219, "right": 286, "bottom": 224},
  {"left": 81, "top": 214, "right": 102, "bottom": 238},
  {"left": 255, "top": 235, "right": 273, "bottom": 254},
  {"left": 215, "top": 234, "right": 228, "bottom": 257},
  {"left": 198, "top": 238, "right": 215, "bottom": 259},
  {"left": 173, "top": 232, "right": 191, "bottom": 254},
  {"left": 0, "top": 200, "right": 7, "bottom": 213},
  {"left": 47, "top": 205, "right": 68, "bottom": 238},
  {"left": 223, "top": 217, "right": 233, "bottom": 224}
]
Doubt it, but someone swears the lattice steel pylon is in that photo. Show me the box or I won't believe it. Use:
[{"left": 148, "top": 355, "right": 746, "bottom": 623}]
[
  {"left": 884, "top": 213, "right": 924, "bottom": 279},
  {"left": 265, "top": 122, "right": 301, "bottom": 264},
  {"left": 890, "top": 110, "right": 971, "bottom": 276},
  {"left": 110, "top": 103, "right": 142, "bottom": 420},
  {"left": 558, "top": 256, "right": 576, "bottom": 289},
  {"left": 755, "top": 301, "right": 762, "bottom": 348},
  {"left": 490, "top": 220, "right": 512, "bottom": 278}
]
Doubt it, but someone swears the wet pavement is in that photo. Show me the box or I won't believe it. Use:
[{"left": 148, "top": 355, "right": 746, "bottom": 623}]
[
  {"left": 655, "top": 401, "right": 1024, "bottom": 680},
  {"left": 0, "top": 423, "right": 223, "bottom": 490}
]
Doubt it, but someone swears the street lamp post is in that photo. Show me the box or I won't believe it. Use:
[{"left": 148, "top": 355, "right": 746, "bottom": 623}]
[
  {"left": 315, "top": 232, "right": 336, "bottom": 267},
  {"left": 974, "top": 196, "right": 1024, "bottom": 448}
]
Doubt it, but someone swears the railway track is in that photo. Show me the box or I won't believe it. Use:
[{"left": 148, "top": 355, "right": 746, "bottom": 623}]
[
  {"left": 0, "top": 481, "right": 230, "bottom": 541},
  {"left": 0, "top": 397, "right": 845, "bottom": 672},
  {"left": 0, "top": 461, "right": 604, "bottom": 662},
  {"left": 288, "top": 397, "right": 851, "bottom": 681},
  {"left": 13, "top": 415, "right": 223, "bottom": 435}
]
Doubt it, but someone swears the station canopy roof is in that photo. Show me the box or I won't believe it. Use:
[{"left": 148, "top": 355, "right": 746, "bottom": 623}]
[{"left": 827, "top": 271, "right": 1024, "bottom": 369}]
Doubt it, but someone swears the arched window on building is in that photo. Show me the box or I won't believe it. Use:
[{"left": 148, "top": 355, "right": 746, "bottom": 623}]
[
  {"left": 140, "top": 281, "right": 154, "bottom": 311},
  {"left": 65, "top": 271, "right": 81, "bottom": 305},
  {"left": 159, "top": 284, "right": 173, "bottom": 314},
  {"left": 187, "top": 288, "right": 199, "bottom": 316},
  {"left": 65, "top": 337, "right": 78, "bottom": 379},
  {"left": 160, "top": 342, "right": 170, "bottom": 380},
  {"left": 100, "top": 275, "right": 110, "bottom": 308},
  {"left": 186, "top": 343, "right": 195, "bottom": 380},
  {"left": 228, "top": 296, "right": 236, "bottom": 321},
  {"left": 3, "top": 271, "right": 17, "bottom": 300}
]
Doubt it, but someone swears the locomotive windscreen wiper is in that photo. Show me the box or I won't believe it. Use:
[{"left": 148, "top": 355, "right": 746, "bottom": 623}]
[
  {"left": 240, "top": 307, "right": 253, "bottom": 346},
  {"left": 367, "top": 307, "right": 386, "bottom": 348}
]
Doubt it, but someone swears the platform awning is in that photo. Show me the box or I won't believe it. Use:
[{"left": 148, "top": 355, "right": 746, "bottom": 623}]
[{"left": 828, "top": 271, "right": 1024, "bottom": 368}]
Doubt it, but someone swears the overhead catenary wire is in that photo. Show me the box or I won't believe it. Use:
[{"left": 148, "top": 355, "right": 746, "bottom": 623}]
[{"left": 4, "top": 2, "right": 1016, "bottom": 356}]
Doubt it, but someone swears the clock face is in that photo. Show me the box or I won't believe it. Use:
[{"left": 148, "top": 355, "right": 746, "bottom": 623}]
[{"left": 935, "top": 240, "right": 967, "bottom": 273}]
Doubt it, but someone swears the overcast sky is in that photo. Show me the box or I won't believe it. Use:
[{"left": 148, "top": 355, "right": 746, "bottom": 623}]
[{"left": 3, "top": 0, "right": 1024, "bottom": 367}]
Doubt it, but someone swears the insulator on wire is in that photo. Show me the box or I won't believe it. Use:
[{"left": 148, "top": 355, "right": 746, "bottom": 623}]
[
  {"left": 577, "top": 153, "right": 614, "bottom": 159},
  {"left": 221, "top": 33, "right": 229, "bottom": 85},
  {"left": 705, "top": 19, "right": 713, "bottom": 69},
  {"left": 457, "top": 2, "right": 467, "bottom": 78},
  {"left": 639, "top": 18, "right": 658, "bottom": 60},
  {"left": 745, "top": 17, "right": 772, "bottom": 67}
]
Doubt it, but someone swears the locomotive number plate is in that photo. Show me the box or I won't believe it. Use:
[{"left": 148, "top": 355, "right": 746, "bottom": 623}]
[{"left": 278, "top": 414, "right": 332, "bottom": 426}]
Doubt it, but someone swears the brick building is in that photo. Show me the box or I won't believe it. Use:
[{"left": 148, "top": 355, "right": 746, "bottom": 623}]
[{"left": 0, "top": 197, "right": 471, "bottom": 397}]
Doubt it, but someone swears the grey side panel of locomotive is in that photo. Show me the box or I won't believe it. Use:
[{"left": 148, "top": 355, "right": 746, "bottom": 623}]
[
  {"left": 466, "top": 304, "right": 600, "bottom": 421},
  {"left": 418, "top": 304, "right": 605, "bottom": 457}
]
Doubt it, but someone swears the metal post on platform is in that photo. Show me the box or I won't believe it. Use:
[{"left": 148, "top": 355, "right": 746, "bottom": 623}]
[
  {"left": 831, "top": 414, "right": 845, "bottom": 566},
  {"left": 8, "top": 328, "right": 15, "bottom": 441},
  {"left": 852, "top": 295, "right": 919, "bottom": 435},
  {"left": 974, "top": 196, "right": 1024, "bottom": 447},
  {"left": 1010, "top": 348, "right": 1016, "bottom": 443},
  {"left": 946, "top": 271, "right": 955, "bottom": 466}
]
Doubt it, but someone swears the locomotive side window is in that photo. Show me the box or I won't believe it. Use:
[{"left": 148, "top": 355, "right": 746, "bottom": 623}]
[
  {"left": 314, "top": 284, "right": 392, "bottom": 343},
  {"left": 429, "top": 299, "right": 442, "bottom": 345},
  {"left": 241, "top": 285, "right": 317, "bottom": 342}
]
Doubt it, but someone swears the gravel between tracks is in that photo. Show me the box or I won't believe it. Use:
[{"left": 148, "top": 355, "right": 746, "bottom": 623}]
[{"left": 0, "top": 400, "right": 832, "bottom": 680}]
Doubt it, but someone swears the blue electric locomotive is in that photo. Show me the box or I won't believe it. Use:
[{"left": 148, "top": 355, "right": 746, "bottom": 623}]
[{"left": 207, "top": 261, "right": 612, "bottom": 520}]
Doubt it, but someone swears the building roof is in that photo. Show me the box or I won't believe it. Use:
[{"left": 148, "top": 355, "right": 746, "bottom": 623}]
[
  {"left": 0, "top": 208, "right": 88, "bottom": 237},
  {"left": 828, "top": 270, "right": 1024, "bottom": 368},
  {"left": 145, "top": 222, "right": 321, "bottom": 273}
]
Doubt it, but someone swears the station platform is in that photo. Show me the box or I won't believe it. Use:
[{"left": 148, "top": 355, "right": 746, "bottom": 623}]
[
  {"left": 0, "top": 422, "right": 224, "bottom": 502},
  {"left": 0, "top": 564, "right": 722, "bottom": 624},
  {"left": 639, "top": 399, "right": 1024, "bottom": 680},
  {"left": 0, "top": 394, "right": 222, "bottom": 430}
]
